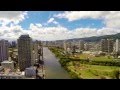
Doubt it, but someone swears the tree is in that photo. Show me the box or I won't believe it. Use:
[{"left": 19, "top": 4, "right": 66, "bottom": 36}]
[{"left": 112, "top": 69, "right": 119, "bottom": 79}]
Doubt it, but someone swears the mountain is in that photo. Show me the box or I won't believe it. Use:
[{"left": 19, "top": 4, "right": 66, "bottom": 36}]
[
  {"left": 55, "top": 33, "right": 120, "bottom": 42},
  {"left": 68, "top": 33, "right": 120, "bottom": 42}
]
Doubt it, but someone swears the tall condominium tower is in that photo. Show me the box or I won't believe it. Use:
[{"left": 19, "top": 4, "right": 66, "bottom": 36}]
[
  {"left": 115, "top": 39, "right": 120, "bottom": 53},
  {"left": 0, "top": 40, "right": 9, "bottom": 63},
  {"left": 79, "top": 40, "right": 85, "bottom": 50},
  {"left": 100, "top": 39, "right": 108, "bottom": 52},
  {"left": 84, "top": 42, "right": 89, "bottom": 51},
  {"left": 11, "top": 41, "right": 17, "bottom": 48},
  {"left": 33, "top": 40, "right": 39, "bottom": 64},
  {"left": 63, "top": 41, "right": 67, "bottom": 51},
  {"left": 107, "top": 39, "right": 114, "bottom": 53},
  {"left": 18, "top": 35, "right": 33, "bottom": 71},
  {"left": 100, "top": 39, "right": 114, "bottom": 53}
]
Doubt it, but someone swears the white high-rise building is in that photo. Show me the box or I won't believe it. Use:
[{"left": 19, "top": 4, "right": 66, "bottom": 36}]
[
  {"left": 63, "top": 41, "right": 67, "bottom": 51},
  {"left": 100, "top": 39, "right": 114, "bottom": 53},
  {"left": 115, "top": 39, "right": 120, "bottom": 53},
  {"left": 18, "top": 35, "right": 33, "bottom": 71},
  {"left": 0, "top": 40, "right": 9, "bottom": 63}
]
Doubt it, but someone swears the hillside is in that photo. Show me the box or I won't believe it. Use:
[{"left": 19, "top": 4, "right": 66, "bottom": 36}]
[{"left": 65, "top": 33, "right": 120, "bottom": 42}]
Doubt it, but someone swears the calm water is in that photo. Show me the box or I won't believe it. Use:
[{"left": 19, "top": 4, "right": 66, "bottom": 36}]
[{"left": 43, "top": 47, "right": 70, "bottom": 79}]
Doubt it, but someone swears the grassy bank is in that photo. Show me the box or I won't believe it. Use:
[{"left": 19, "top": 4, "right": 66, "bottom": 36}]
[
  {"left": 67, "top": 62, "right": 120, "bottom": 79},
  {"left": 48, "top": 47, "right": 120, "bottom": 79}
]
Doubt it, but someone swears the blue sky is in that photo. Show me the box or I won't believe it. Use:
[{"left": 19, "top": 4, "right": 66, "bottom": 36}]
[
  {"left": 0, "top": 11, "right": 120, "bottom": 41},
  {"left": 19, "top": 11, "right": 105, "bottom": 30}
]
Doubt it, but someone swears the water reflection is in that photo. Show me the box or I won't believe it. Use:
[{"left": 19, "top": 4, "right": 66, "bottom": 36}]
[{"left": 43, "top": 47, "right": 70, "bottom": 79}]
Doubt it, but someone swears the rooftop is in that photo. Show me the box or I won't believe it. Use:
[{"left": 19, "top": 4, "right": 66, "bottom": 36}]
[
  {"left": 19, "top": 34, "right": 31, "bottom": 38},
  {"left": 0, "top": 68, "right": 24, "bottom": 76},
  {"left": 1, "top": 60, "right": 14, "bottom": 64}
]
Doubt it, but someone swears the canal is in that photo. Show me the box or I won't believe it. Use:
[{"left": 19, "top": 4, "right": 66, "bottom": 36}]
[{"left": 43, "top": 47, "right": 70, "bottom": 79}]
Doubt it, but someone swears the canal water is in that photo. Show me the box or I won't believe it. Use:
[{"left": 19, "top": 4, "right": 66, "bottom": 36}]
[{"left": 43, "top": 47, "right": 70, "bottom": 79}]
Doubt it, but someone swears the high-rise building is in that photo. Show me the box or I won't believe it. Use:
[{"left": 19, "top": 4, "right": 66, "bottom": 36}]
[
  {"left": 107, "top": 39, "right": 114, "bottom": 53},
  {"left": 100, "top": 39, "right": 114, "bottom": 53},
  {"left": 18, "top": 35, "right": 33, "bottom": 71},
  {"left": 115, "top": 39, "right": 120, "bottom": 53},
  {"left": 11, "top": 41, "right": 16, "bottom": 48},
  {"left": 33, "top": 40, "right": 39, "bottom": 64},
  {"left": 79, "top": 40, "right": 84, "bottom": 51},
  {"left": 63, "top": 41, "right": 67, "bottom": 51},
  {"left": 84, "top": 42, "right": 89, "bottom": 51},
  {"left": 100, "top": 39, "right": 108, "bottom": 52},
  {"left": 0, "top": 40, "right": 9, "bottom": 63}
]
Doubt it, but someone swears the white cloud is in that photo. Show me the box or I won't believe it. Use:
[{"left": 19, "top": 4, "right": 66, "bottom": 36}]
[
  {"left": 0, "top": 11, "right": 28, "bottom": 26},
  {"left": 36, "top": 23, "right": 42, "bottom": 27},
  {"left": 47, "top": 17, "right": 59, "bottom": 25},
  {"left": 0, "top": 25, "right": 24, "bottom": 41},
  {"left": 1, "top": 24, "right": 120, "bottom": 41},
  {"left": 47, "top": 18, "right": 54, "bottom": 23},
  {"left": 24, "top": 24, "right": 120, "bottom": 41},
  {"left": 29, "top": 23, "right": 42, "bottom": 30},
  {"left": 54, "top": 11, "right": 120, "bottom": 29},
  {"left": 1, "top": 11, "right": 120, "bottom": 41},
  {"left": 54, "top": 11, "right": 105, "bottom": 21}
]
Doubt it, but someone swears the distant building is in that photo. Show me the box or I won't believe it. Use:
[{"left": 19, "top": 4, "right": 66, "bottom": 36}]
[
  {"left": 115, "top": 39, "right": 119, "bottom": 52},
  {"left": 115, "top": 39, "right": 120, "bottom": 53},
  {"left": 0, "top": 40, "right": 9, "bottom": 63},
  {"left": 107, "top": 39, "right": 114, "bottom": 53},
  {"left": 63, "top": 41, "right": 67, "bottom": 52},
  {"left": 94, "top": 43, "right": 101, "bottom": 51},
  {"left": 11, "top": 41, "right": 16, "bottom": 48},
  {"left": 100, "top": 39, "right": 114, "bottom": 53},
  {"left": 100, "top": 39, "right": 108, "bottom": 52},
  {"left": 84, "top": 43, "right": 89, "bottom": 51},
  {"left": 18, "top": 35, "right": 33, "bottom": 71},
  {"left": 79, "top": 40, "right": 84, "bottom": 50}
]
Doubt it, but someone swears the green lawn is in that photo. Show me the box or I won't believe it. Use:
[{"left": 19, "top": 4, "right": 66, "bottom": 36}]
[
  {"left": 92, "top": 56, "right": 114, "bottom": 61},
  {"left": 74, "top": 53, "right": 118, "bottom": 61},
  {"left": 49, "top": 47, "right": 120, "bottom": 79},
  {"left": 67, "top": 62, "right": 120, "bottom": 79}
]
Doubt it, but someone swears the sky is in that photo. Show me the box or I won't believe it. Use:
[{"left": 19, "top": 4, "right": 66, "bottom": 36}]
[{"left": 0, "top": 11, "right": 120, "bottom": 41}]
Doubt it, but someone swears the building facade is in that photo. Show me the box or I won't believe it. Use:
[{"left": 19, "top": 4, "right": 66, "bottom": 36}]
[
  {"left": 100, "top": 39, "right": 114, "bottom": 53},
  {"left": 18, "top": 35, "right": 33, "bottom": 71},
  {"left": 0, "top": 40, "right": 9, "bottom": 63},
  {"left": 107, "top": 39, "right": 114, "bottom": 53},
  {"left": 79, "top": 40, "right": 84, "bottom": 51},
  {"left": 33, "top": 40, "right": 39, "bottom": 64},
  {"left": 11, "top": 41, "right": 17, "bottom": 48},
  {"left": 84, "top": 42, "right": 89, "bottom": 51},
  {"left": 1, "top": 60, "right": 14, "bottom": 71},
  {"left": 63, "top": 41, "right": 67, "bottom": 52}
]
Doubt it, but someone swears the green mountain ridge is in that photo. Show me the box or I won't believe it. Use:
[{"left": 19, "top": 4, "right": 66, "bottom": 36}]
[{"left": 66, "top": 33, "right": 120, "bottom": 42}]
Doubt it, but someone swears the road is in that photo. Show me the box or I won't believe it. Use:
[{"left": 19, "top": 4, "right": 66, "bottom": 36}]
[{"left": 43, "top": 47, "right": 70, "bottom": 79}]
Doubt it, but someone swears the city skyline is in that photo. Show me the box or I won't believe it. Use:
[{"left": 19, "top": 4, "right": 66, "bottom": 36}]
[
  {"left": 0, "top": 11, "right": 120, "bottom": 41},
  {"left": 0, "top": 34, "right": 119, "bottom": 79}
]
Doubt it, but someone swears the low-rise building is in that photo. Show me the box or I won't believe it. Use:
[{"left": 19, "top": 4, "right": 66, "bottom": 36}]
[
  {"left": 0, "top": 69, "right": 25, "bottom": 79},
  {"left": 25, "top": 67, "right": 36, "bottom": 78},
  {"left": 1, "top": 60, "right": 14, "bottom": 71}
]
